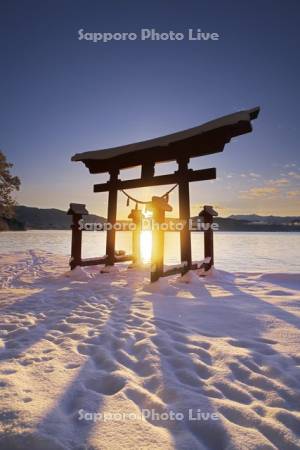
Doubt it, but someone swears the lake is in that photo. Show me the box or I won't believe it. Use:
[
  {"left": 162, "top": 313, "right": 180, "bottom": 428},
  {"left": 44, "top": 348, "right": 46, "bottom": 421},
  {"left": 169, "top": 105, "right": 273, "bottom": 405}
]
[{"left": 1, "top": 230, "right": 300, "bottom": 273}]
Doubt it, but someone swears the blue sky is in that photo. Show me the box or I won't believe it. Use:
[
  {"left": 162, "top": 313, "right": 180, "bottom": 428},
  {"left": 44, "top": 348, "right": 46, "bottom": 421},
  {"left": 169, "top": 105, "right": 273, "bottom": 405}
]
[{"left": 1, "top": 0, "right": 299, "bottom": 217}]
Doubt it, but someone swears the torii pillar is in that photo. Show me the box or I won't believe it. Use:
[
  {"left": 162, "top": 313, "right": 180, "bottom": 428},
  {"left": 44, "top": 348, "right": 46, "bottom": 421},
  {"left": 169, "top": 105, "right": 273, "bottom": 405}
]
[
  {"left": 177, "top": 157, "right": 192, "bottom": 269},
  {"left": 148, "top": 196, "right": 172, "bottom": 282},
  {"left": 106, "top": 168, "right": 119, "bottom": 266}
]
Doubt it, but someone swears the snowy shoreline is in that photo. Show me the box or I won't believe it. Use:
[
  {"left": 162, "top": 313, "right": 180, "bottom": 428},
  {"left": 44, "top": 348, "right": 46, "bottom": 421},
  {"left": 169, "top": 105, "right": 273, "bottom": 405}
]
[{"left": 0, "top": 251, "right": 300, "bottom": 449}]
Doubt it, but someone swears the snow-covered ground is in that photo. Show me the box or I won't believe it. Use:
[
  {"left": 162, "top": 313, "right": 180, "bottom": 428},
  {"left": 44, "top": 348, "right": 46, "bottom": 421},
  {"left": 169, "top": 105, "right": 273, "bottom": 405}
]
[{"left": 0, "top": 251, "right": 300, "bottom": 450}]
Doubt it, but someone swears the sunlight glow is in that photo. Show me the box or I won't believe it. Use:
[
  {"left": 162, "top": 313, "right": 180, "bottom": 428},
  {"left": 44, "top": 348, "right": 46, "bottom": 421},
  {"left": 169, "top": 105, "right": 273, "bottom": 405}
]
[
  {"left": 143, "top": 210, "right": 152, "bottom": 219},
  {"left": 140, "top": 231, "right": 152, "bottom": 263}
]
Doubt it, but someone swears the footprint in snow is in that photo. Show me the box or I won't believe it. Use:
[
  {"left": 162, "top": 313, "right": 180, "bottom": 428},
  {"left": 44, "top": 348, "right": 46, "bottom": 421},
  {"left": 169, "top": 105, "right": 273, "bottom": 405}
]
[
  {"left": 43, "top": 348, "right": 55, "bottom": 354},
  {"left": 228, "top": 338, "right": 277, "bottom": 355},
  {"left": 0, "top": 368, "right": 17, "bottom": 375},
  {"left": 174, "top": 368, "right": 202, "bottom": 388},
  {"left": 84, "top": 373, "right": 126, "bottom": 396},
  {"left": 214, "top": 381, "right": 253, "bottom": 405},
  {"left": 254, "top": 337, "right": 278, "bottom": 345},
  {"left": 65, "top": 362, "right": 81, "bottom": 369}
]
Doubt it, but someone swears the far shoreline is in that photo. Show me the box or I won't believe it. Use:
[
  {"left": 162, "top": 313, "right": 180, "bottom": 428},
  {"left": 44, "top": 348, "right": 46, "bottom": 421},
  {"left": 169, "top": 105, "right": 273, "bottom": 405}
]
[{"left": 2, "top": 229, "right": 300, "bottom": 233}]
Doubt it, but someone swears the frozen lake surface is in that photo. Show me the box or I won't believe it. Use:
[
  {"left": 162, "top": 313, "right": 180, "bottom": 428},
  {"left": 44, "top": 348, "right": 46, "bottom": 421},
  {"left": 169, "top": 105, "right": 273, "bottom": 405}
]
[{"left": 1, "top": 230, "right": 300, "bottom": 273}]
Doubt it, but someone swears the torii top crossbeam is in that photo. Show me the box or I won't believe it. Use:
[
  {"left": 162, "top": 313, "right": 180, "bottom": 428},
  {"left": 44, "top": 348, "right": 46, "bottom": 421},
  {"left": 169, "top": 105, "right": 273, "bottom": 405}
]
[{"left": 72, "top": 107, "right": 260, "bottom": 174}]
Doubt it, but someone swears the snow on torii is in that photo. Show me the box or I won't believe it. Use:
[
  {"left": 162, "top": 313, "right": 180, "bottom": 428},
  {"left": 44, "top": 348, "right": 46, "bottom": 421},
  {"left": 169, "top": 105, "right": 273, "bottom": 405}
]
[{"left": 70, "top": 107, "right": 260, "bottom": 279}]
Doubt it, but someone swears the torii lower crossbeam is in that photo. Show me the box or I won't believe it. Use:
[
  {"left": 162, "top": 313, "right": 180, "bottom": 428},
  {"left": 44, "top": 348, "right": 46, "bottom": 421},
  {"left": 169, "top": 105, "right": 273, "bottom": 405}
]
[{"left": 94, "top": 167, "right": 216, "bottom": 192}]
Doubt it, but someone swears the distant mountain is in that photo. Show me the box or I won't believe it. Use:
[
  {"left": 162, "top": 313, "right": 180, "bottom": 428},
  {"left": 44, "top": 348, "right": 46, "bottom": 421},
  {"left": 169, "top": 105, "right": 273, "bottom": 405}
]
[
  {"left": 1, "top": 207, "right": 300, "bottom": 231},
  {"left": 229, "top": 215, "right": 300, "bottom": 226},
  {"left": 192, "top": 215, "right": 300, "bottom": 231},
  {"left": 214, "top": 217, "right": 300, "bottom": 232},
  {"left": 0, "top": 206, "right": 105, "bottom": 231}
]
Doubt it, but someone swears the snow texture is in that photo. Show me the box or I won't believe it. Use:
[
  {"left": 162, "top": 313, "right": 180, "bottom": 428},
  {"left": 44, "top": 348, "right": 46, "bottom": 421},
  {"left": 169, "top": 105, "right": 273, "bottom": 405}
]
[{"left": 0, "top": 250, "right": 300, "bottom": 450}]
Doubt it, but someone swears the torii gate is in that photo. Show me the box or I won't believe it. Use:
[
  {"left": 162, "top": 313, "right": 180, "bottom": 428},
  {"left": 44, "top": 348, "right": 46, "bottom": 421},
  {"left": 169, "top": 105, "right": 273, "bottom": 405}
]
[{"left": 69, "top": 107, "right": 259, "bottom": 277}]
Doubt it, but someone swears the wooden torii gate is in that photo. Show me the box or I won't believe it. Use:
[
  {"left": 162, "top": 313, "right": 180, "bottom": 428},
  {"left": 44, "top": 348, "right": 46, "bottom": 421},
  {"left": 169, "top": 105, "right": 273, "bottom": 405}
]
[{"left": 70, "top": 107, "right": 259, "bottom": 276}]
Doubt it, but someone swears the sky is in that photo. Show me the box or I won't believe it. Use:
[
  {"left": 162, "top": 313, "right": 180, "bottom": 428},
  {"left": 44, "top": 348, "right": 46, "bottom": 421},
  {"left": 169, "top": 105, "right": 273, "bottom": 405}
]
[{"left": 0, "top": 0, "right": 299, "bottom": 218}]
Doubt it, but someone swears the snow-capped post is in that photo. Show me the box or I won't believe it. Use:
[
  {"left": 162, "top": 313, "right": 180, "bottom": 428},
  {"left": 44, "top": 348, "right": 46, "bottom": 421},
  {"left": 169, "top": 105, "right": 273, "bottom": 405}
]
[
  {"left": 199, "top": 205, "right": 218, "bottom": 269},
  {"left": 148, "top": 196, "right": 172, "bottom": 282},
  {"left": 67, "top": 203, "right": 89, "bottom": 270},
  {"left": 128, "top": 207, "right": 142, "bottom": 265}
]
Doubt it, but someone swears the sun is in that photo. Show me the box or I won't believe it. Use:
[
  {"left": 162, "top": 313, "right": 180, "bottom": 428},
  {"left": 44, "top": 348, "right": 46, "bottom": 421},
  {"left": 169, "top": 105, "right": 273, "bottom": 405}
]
[{"left": 140, "top": 231, "right": 152, "bottom": 263}]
